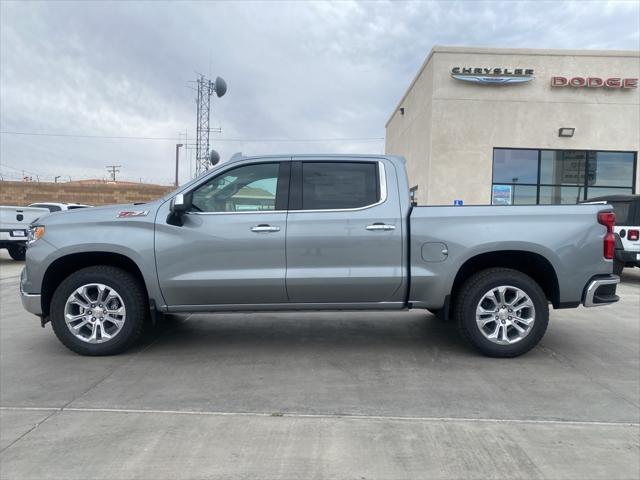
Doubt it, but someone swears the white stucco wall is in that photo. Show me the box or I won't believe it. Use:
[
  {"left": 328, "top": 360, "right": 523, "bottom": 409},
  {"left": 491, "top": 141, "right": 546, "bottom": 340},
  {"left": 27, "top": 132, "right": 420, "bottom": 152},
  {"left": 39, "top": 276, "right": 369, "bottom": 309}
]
[{"left": 385, "top": 46, "right": 640, "bottom": 205}]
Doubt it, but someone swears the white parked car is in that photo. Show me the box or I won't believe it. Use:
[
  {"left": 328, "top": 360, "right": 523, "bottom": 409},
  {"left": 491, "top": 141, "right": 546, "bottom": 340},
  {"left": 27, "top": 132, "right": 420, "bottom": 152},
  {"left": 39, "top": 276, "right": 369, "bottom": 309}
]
[
  {"left": 28, "top": 202, "right": 92, "bottom": 212},
  {"left": 0, "top": 206, "right": 49, "bottom": 260}
]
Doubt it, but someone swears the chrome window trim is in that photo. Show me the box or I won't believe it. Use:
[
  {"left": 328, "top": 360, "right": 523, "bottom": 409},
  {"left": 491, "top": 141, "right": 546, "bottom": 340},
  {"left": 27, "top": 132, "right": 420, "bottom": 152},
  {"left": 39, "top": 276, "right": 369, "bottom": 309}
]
[
  {"left": 293, "top": 160, "right": 387, "bottom": 214},
  {"left": 187, "top": 160, "right": 388, "bottom": 216},
  {"left": 186, "top": 210, "right": 287, "bottom": 216}
]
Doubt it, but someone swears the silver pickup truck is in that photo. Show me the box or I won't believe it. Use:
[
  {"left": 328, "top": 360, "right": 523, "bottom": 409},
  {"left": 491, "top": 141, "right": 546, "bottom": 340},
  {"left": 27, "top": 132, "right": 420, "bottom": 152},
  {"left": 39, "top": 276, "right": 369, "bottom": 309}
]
[{"left": 20, "top": 155, "right": 620, "bottom": 357}]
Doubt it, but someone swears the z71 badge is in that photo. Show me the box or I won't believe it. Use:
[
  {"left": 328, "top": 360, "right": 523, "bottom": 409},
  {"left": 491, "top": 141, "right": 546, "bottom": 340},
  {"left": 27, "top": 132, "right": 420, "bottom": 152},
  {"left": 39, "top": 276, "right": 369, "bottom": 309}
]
[{"left": 117, "top": 210, "right": 149, "bottom": 218}]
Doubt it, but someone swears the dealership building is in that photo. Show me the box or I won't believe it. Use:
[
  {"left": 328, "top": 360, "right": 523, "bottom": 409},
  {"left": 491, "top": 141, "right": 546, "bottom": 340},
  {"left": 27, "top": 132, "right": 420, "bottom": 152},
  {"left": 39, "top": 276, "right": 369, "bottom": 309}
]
[{"left": 385, "top": 46, "right": 639, "bottom": 205}]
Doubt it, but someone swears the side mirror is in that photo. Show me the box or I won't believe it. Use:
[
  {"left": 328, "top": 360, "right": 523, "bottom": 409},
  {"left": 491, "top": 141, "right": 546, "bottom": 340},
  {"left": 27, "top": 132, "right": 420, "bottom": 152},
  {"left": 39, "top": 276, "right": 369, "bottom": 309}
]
[
  {"left": 170, "top": 193, "right": 191, "bottom": 214},
  {"left": 168, "top": 193, "right": 192, "bottom": 226}
]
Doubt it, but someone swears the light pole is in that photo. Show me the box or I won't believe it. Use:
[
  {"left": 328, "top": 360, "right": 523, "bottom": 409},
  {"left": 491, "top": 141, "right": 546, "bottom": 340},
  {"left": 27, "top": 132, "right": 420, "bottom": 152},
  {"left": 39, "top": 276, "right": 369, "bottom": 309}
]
[{"left": 175, "top": 143, "right": 184, "bottom": 187}]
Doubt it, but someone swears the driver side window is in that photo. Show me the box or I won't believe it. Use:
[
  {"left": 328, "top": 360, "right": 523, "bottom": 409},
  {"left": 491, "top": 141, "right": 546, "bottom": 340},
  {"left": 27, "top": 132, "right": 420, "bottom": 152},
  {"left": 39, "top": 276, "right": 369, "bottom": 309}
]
[{"left": 191, "top": 163, "right": 281, "bottom": 213}]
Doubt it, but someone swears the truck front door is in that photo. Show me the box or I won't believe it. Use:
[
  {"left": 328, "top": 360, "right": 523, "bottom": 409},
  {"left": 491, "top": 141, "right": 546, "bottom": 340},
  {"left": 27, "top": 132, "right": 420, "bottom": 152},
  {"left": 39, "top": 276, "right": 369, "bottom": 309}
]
[
  {"left": 155, "top": 161, "right": 290, "bottom": 307},
  {"left": 285, "top": 158, "right": 404, "bottom": 304}
]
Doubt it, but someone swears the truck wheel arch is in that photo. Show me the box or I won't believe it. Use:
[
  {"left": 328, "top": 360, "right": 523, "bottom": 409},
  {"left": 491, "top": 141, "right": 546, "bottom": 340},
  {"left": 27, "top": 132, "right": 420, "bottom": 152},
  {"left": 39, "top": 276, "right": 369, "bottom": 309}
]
[
  {"left": 41, "top": 252, "right": 149, "bottom": 318},
  {"left": 450, "top": 250, "right": 560, "bottom": 309}
]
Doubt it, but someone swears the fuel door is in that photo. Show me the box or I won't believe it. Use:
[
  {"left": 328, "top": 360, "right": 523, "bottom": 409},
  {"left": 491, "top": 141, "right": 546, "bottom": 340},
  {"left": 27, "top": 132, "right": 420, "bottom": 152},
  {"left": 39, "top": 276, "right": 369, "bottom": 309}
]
[{"left": 421, "top": 242, "right": 449, "bottom": 262}]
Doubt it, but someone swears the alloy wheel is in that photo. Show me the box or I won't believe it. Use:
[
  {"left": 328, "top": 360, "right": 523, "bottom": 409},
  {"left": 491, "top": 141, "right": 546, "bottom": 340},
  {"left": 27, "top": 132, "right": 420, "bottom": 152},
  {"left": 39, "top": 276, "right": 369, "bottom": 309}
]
[
  {"left": 475, "top": 285, "right": 536, "bottom": 345},
  {"left": 64, "top": 283, "right": 126, "bottom": 343}
]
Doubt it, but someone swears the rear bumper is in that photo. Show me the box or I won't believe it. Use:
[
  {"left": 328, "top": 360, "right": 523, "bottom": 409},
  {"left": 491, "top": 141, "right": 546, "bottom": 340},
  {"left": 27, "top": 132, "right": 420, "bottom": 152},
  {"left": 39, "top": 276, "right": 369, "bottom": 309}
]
[
  {"left": 582, "top": 275, "right": 620, "bottom": 308},
  {"left": 616, "top": 249, "right": 640, "bottom": 266},
  {"left": 0, "top": 230, "right": 28, "bottom": 243}
]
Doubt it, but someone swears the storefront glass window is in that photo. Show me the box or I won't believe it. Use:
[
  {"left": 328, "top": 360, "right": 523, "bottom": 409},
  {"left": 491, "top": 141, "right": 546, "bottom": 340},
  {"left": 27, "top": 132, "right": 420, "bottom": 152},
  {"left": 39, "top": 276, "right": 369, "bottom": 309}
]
[
  {"left": 492, "top": 148, "right": 636, "bottom": 205},
  {"left": 540, "top": 150, "right": 590, "bottom": 185},
  {"left": 511, "top": 185, "right": 538, "bottom": 204},
  {"left": 587, "top": 151, "right": 635, "bottom": 187},
  {"left": 585, "top": 186, "right": 633, "bottom": 198},
  {"left": 492, "top": 149, "right": 538, "bottom": 184},
  {"left": 539, "top": 186, "right": 583, "bottom": 204}
]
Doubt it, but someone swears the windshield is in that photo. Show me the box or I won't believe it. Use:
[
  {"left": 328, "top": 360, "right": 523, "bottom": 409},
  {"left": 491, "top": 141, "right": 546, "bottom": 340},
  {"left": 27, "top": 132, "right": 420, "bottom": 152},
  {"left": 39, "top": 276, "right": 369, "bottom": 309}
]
[
  {"left": 161, "top": 160, "right": 238, "bottom": 201},
  {"left": 160, "top": 168, "right": 217, "bottom": 201}
]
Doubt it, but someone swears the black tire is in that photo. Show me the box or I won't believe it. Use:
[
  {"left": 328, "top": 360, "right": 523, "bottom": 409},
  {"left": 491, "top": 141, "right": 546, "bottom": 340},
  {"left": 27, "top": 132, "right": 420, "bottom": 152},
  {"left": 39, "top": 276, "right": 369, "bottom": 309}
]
[
  {"left": 50, "top": 266, "right": 147, "bottom": 356},
  {"left": 7, "top": 244, "right": 26, "bottom": 261},
  {"left": 454, "top": 268, "right": 549, "bottom": 358},
  {"left": 613, "top": 259, "right": 624, "bottom": 276}
]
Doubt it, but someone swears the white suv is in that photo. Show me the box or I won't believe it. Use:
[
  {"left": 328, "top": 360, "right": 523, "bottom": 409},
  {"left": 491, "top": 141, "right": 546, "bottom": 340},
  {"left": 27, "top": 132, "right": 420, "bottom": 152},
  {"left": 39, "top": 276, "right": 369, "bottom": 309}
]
[{"left": 584, "top": 194, "right": 639, "bottom": 274}]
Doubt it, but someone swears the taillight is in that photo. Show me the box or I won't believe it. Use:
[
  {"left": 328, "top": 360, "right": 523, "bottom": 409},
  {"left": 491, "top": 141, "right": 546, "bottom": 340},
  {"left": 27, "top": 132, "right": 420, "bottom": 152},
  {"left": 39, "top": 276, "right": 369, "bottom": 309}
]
[
  {"left": 629, "top": 229, "right": 639, "bottom": 241},
  {"left": 597, "top": 211, "right": 616, "bottom": 260}
]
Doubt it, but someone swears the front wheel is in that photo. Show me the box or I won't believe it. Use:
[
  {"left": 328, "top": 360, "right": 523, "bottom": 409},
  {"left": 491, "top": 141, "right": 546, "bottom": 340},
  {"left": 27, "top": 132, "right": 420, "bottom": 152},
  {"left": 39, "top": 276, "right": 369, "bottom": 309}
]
[
  {"left": 454, "top": 268, "right": 549, "bottom": 358},
  {"left": 50, "top": 266, "right": 147, "bottom": 355},
  {"left": 7, "top": 244, "right": 26, "bottom": 261}
]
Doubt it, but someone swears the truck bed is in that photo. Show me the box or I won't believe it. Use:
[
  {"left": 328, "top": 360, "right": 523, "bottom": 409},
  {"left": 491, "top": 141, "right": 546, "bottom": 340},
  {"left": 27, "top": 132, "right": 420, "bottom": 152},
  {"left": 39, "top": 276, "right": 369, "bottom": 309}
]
[{"left": 408, "top": 204, "right": 612, "bottom": 310}]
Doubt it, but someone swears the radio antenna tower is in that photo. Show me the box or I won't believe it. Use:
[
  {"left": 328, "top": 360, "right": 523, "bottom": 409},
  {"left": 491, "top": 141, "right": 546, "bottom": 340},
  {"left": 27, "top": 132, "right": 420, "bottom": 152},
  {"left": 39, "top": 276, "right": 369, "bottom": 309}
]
[{"left": 195, "top": 74, "right": 227, "bottom": 175}]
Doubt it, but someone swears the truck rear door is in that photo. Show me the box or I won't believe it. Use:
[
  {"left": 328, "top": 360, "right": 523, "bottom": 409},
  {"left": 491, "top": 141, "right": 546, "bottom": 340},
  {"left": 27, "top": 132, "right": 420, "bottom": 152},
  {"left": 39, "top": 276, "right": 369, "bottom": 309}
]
[{"left": 285, "top": 158, "right": 404, "bottom": 304}]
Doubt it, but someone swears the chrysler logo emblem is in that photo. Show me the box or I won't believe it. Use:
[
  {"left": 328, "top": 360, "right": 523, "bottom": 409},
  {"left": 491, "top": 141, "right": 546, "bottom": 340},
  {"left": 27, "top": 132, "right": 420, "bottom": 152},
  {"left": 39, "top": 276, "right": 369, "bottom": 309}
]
[{"left": 451, "top": 67, "right": 535, "bottom": 85}]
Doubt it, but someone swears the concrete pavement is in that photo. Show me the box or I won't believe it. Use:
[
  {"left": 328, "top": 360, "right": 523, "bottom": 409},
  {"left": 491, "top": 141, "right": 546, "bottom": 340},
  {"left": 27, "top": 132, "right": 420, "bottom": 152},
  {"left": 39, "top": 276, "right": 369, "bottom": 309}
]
[{"left": 1, "top": 250, "right": 639, "bottom": 479}]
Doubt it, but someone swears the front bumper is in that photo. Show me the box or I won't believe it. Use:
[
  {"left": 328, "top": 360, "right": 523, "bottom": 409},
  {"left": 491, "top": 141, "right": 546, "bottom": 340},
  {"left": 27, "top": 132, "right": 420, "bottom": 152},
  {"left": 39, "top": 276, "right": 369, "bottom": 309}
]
[
  {"left": 20, "top": 289, "right": 42, "bottom": 316},
  {"left": 20, "top": 269, "right": 42, "bottom": 315},
  {"left": 582, "top": 275, "right": 620, "bottom": 308}
]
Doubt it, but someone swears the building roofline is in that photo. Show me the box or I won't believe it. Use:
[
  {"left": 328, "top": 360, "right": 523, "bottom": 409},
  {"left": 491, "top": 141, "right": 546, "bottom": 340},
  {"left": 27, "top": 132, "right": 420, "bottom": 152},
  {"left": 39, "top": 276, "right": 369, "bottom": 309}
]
[
  {"left": 385, "top": 45, "right": 640, "bottom": 127},
  {"left": 428, "top": 45, "right": 640, "bottom": 57}
]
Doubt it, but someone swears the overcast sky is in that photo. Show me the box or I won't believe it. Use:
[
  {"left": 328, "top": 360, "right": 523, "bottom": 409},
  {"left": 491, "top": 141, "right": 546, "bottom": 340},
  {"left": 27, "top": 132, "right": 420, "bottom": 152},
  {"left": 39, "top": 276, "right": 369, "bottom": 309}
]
[{"left": 1, "top": 0, "right": 639, "bottom": 185}]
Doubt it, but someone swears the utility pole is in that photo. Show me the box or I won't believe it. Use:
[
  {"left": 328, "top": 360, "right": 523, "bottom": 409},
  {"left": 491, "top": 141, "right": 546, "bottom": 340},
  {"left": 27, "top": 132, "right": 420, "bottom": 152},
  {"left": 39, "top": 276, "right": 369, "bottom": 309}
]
[
  {"left": 106, "top": 165, "right": 121, "bottom": 182},
  {"left": 194, "top": 74, "right": 227, "bottom": 176},
  {"left": 175, "top": 143, "right": 183, "bottom": 187}
]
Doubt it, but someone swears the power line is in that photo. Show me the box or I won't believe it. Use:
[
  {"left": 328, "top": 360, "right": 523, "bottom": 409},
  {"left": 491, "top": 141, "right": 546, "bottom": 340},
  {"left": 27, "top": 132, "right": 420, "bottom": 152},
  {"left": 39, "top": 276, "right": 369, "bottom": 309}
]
[
  {"left": 213, "top": 137, "right": 385, "bottom": 143},
  {"left": 0, "top": 163, "right": 49, "bottom": 179},
  {"left": 0, "top": 130, "right": 384, "bottom": 142},
  {"left": 1, "top": 131, "right": 181, "bottom": 141}
]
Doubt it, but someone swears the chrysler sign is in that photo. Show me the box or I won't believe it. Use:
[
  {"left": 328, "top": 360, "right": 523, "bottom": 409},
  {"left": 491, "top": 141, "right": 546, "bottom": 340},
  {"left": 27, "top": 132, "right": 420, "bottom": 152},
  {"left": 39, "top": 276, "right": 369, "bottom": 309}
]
[
  {"left": 451, "top": 67, "right": 534, "bottom": 85},
  {"left": 551, "top": 76, "right": 638, "bottom": 89}
]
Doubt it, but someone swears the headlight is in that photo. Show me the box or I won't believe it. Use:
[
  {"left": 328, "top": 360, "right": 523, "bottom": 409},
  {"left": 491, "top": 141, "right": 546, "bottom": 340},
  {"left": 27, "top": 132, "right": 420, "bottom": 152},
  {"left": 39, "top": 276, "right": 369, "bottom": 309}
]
[{"left": 27, "top": 225, "right": 45, "bottom": 244}]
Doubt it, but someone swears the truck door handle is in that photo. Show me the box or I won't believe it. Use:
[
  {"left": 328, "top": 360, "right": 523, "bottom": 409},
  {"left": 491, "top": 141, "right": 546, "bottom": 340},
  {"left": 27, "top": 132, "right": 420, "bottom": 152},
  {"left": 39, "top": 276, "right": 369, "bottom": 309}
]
[
  {"left": 250, "top": 224, "right": 281, "bottom": 233},
  {"left": 366, "top": 223, "right": 396, "bottom": 231}
]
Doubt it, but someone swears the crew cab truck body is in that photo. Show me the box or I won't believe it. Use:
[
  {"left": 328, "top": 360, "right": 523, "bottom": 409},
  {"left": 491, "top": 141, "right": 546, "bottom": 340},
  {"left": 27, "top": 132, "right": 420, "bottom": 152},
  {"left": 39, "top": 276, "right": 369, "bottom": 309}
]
[{"left": 20, "top": 155, "right": 620, "bottom": 357}]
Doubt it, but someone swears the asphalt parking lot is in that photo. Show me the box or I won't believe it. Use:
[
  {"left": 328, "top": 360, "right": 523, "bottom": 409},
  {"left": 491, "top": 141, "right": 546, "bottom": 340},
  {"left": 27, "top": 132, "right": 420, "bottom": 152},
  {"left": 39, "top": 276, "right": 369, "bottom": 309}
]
[{"left": 0, "top": 250, "right": 638, "bottom": 480}]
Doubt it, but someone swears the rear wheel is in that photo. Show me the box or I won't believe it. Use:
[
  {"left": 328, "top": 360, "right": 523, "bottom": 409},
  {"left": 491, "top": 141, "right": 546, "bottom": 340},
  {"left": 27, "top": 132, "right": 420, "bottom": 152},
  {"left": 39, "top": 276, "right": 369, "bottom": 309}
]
[
  {"left": 50, "top": 266, "right": 147, "bottom": 355},
  {"left": 454, "top": 268, "right": 549, "bottom": 358},
  {"left": 7, "top": 244, "right": 26, "bottom": 261}
]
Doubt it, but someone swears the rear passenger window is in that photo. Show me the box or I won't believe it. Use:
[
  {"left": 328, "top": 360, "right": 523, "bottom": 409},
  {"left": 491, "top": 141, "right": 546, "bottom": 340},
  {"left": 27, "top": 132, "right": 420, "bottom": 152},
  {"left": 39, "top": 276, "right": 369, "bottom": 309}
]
[{"left": 302, "top": 162, "right": 379, "bottom": 210}]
